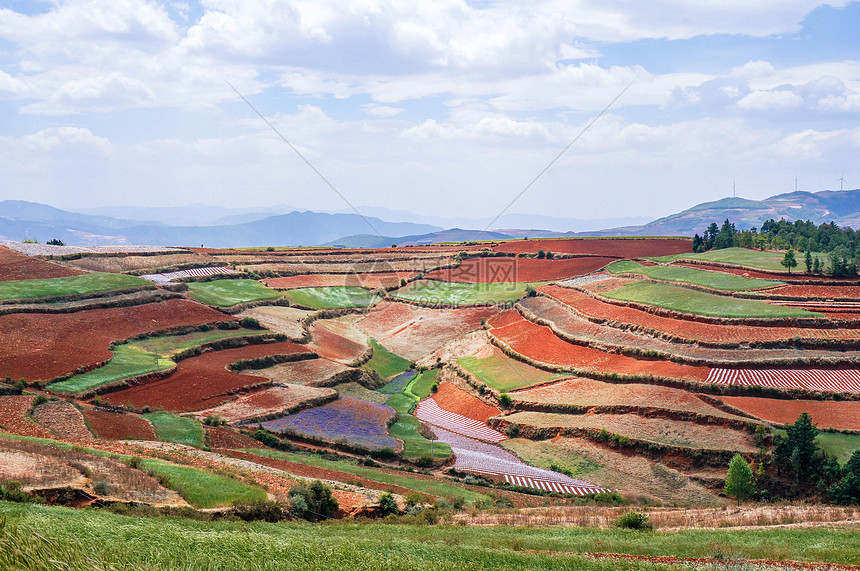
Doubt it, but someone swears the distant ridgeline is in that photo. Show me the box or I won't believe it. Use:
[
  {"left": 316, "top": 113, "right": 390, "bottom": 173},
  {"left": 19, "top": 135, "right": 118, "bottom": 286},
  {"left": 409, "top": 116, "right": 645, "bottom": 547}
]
[{"left": 693, "top": 219, "right": 860, "bottom": 277}]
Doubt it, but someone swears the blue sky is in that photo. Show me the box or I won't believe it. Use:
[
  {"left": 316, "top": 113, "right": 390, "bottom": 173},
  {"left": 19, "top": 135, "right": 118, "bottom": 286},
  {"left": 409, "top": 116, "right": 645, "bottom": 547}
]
[{"left": 0, "top": 1, "right": 858, "bottom": 223}]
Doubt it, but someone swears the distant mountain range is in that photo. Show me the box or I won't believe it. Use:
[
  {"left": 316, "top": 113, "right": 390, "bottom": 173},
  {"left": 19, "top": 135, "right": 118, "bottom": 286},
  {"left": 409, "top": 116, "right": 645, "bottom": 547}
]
[
  {"left": 1, "top": 188, "right": 857, "bottom": 247},
  {"left": 589, "top": 189, "right": 860, "bottom": 237}
]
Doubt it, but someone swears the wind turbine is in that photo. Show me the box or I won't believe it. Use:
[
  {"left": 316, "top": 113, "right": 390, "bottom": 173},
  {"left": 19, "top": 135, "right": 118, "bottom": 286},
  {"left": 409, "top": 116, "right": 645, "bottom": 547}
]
[{"left": 838, "top": 173, "right": 847, "bottom": 191}]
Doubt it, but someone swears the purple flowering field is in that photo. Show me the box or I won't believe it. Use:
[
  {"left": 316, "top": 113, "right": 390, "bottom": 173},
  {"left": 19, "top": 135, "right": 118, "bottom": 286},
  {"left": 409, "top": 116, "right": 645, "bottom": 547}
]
[{"left": 259, "top": 396, "right": 401, "bottom": 452}]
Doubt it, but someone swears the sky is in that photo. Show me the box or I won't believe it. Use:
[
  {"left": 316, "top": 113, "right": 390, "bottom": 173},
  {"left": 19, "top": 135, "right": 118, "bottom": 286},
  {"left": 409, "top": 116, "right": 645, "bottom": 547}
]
[{"left": 0, "top": 0, "right": 858, "bottom": 223}]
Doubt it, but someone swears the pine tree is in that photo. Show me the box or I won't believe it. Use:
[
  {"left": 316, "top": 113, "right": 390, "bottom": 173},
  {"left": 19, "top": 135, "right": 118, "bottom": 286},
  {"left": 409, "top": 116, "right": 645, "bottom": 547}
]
[
  {"left": 724, "top": 454, "right": 755, "bottom": 505},
  {"left": 781, "top": 249, "right": 797, "bottom": 274},
  {"left": 804, "top": 249, "right": 813, "bottom": 273}
]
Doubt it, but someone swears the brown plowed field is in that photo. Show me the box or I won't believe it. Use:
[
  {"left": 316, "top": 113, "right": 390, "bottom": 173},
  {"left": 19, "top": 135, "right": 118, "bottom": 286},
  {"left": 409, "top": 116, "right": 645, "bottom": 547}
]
[
  {"left": 57, "top": 253, "right": 218, "bottom": 274},
  {"left": 716, "top": 396, "right": 860, "bottom": 430},
  {"left": 0, "top": 246, "right": 85, "bottom": 281},
  {"left": 31, "top": 399, "right": 93, "bottom": 440},
  {"left": 0, "top": 299, "right": 230, "bottom": 381},
  {"left": 425, "top": 257, "right": 615, "bottom": 283},
  {"left": 263, "top": 272, "right": 415, "bottom": 289},
  {"left": 206, "top": 426, "right": 259, "bottom": 449},
  {"left": 239, "top": 259, "right": 451, "bottom": 275},
  {"left": 758, "top": 284, "right": 860, "bottom": 299},
  {"left": 0, "top": 395, "right": 55, "bottom": 438},
  {"left": 195, "top": 384, "right": 336, "bottom": 423},
  {"left": 257, "top": 358, "right": 349, "bottom": 386},
  {"left": 357, "top": 301, "right": 496, "bottom": 361},
  {"left": 82, "top": 409, "right": 156, "bottom": 440},
  {"left": 431, "top": 382, "right": 500, "bottom": 423},
  {"left": 488, "top": 310, "right": 710, "bottom": 382},
  {"left": 493, "top": 238, "right": 692, "bottom": 257},
  {"left": 103, "top": 341, "right": 308, "bottom": 412},
  {"left": 512, "top": 377, "right": 747, "bottom": 421},
  {"left": 541, "top": 285, "right": 860, "bottom": 345},
  {"left": 311, "top": 325, "right": 367, "bottom": 364},
  {"left": 506, "top": 411, "right": 756, "bottom": 452}
]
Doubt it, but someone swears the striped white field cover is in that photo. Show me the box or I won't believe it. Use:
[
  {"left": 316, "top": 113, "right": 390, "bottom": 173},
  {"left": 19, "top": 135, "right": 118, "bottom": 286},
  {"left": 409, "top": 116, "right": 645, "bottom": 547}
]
[
  {"left": 430, "top": 426, "right": 608, "bottom": 496},
  {"left": 142, "top": 266, "right": 240, "bottom": 284},
  {"left": 707, "top": 368, "right": 860, "bottom": 393},
  {"left": 414, "top": 398, "right": 507, "bottom": 443},
  {"left": 504, "top": 475, "right": 607, "bottom": 496}
]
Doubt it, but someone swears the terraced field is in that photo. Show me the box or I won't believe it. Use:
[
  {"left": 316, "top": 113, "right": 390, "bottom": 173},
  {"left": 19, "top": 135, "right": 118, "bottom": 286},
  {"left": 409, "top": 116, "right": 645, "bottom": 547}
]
[
  {"left": 0, "top": 272, "right": 149, "bottom": 301},
  {"left": 264, "top": 272, "right": 413, "bottom": 289},
  {"left": 426, "top": 256, "right": 615, "bottom": 283},
  {"left": 605, "top": 260, "right": 783, "bottom": 291},
  {"left": 282, "top": 286, "right": 380, "bottom": 309},
  {"left": 716, "top": 395, "right": 860, "bottom": 430},
  {"left": 391, "top": 280, "right": 534, "bottom": 306},
  {"left": 457, "top": 345, "right": 566, "bottom": 391},
  {"left": 0, "top": 245, "right": 85, "bottom": 281},
  {"left": 186, "top": 279, "right": 282, "bottom": 307},
  {"left": 492, "top": 237, "right": 692, "bottom": 257}
]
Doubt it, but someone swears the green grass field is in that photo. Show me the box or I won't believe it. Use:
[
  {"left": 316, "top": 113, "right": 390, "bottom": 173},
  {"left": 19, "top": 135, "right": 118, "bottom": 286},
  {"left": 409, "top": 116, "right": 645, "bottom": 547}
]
[
  {"left": 389, "top": 414, "right": 452, "bottom": 459},
  {"left": 391, "top": 280, "right": 537, "bottom": 306},
  {"left": 815, "top": 432, "right": 860, "bottom": 465},
  {"left": 362, "top": 339, "right": 412, "bottom": 378},
  {"left": 0, "top": 272, "right": 148, "bottom": 301},
  {"left": 143, "top": 412, "right": 204, "bottom": 448},
  {"left": 49, "top": 329, "right": 266, "bottom": 395},
  {"left": 409, "top": 369, "right": 441, "bottom": 401},
  {"left": 282, "top": 286, "right": 380, "bottom": 309},
  {"left": 603, "top": 281, "right": 819, "bottom": 318},
  {"left": 606, "top": 260, "right": 783, "bottom": 291},
  {"left": 186, "top": 279, "right": 282, "bottom": 307},
  {"left": 501, "top": 438, "right": 603, "bottom": 479},
  {"left": 650, "top": 247, "right": 828, "bottom": 273},
  {"left": 244, "top": 448, "right": 478, "bottom": 500},
  {"left": 3, "top": 501, "right": 860, "bottom": 570},
  {"left": 140, "top": 458, "right": 266, "bottom": 508},
  {"left": 457, "top": 351, "right": 565, "bottom": 392}
]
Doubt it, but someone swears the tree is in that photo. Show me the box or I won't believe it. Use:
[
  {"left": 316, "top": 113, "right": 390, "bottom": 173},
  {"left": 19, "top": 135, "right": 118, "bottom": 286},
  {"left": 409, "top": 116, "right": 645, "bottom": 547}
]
[
  {"left": 781, "top": 249, "right": 797, "bottom": 274},
  {"left": 692, "top": 234, "right": 703, "bottom": 253},
  {"left": 377, "top": 492, "right": 400, "bottom": 516},
  {"left": 713, "top": 219, "right": 736, "bottom": 250},
  {"left": 724, "top": 454, "right": 755, "bottom": 505},
  {"left": 804, "top": 249, "right": 813, "bottom": 273},
  {"left": 774, "top": 412, "right": 820, "bottom": 485},
  {"left": 289, "top": 480, "right": 338, "bottom": 521},
  {"left": 813, "top": 257, "right": 821, "bottom": 274}
]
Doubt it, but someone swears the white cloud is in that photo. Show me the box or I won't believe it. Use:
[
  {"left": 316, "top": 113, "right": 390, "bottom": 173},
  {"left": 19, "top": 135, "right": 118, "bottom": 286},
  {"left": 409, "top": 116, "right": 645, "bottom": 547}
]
[
  {"left": 737, "top": 90, "right": 805, "bottom": 110},
  {"left": 21, "top": 127, "right": 112, "bottom": 153}
]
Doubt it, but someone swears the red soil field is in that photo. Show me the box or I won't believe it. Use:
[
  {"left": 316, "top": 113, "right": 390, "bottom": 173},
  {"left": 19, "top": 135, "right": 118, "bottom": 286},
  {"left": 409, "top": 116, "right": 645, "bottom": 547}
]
[
  {"left": 31, "top": 399, "right": 93, "bottom": 440},
  {"left": 103, "top": 340, "right": 309, "bottom": 412},
  {"left": 431, "top": 382, "right": 500, "bottom": 423},
  {"left": 0, "top": 299, "right": 229, "bottom": 382},
  {"left": 0, "top": 245, "right": 85, "bottom": 281},
  {"left": 311, "top": 325, "right": 367, "bottom": 364},
  {"left": 541, "top": 285, "right": 860, "bottom": 345},
  {"left": 0, "top": 395, "right": 55, "bottom": 438},
  {"left": 717, "top": 396, "right": 860, "bottom": 430},
  {"left": 206, "top": 426, "right": 259, "bottom": 449},
  {"left": 425, "top": 257, "right": 615, "bottom": 283},
  {"left": 196, "top": 384, "right": 336, "bottom": 423},
  {"left": 759, "top": 284, "right": 860, "bottom": 299},
  {"left": 512, "top": 377, "right": 744, "bottom": 420},
  {"left": 356, "top": 301, "right": 497, "bottom": 361},
  {"left": 487, "top": 310, "right": 710, "bottom": 381},
  {"left": 82, "top": 409, "right": 156, "bottom": 440},
  {"left": 493, "top": 238, "right": 692, "bottom": 258},
  {"left": 263, "top": 272, "right": 415, "bottom": 289}
]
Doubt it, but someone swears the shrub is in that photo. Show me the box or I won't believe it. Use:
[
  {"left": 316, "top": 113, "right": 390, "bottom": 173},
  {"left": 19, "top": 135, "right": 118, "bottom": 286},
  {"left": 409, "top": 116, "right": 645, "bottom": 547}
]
[
  {"left": 231, "top": 498, "right": 288, "bottom": 522},
  {"left": 92, "top": 480, "right": 114, "bottom": 496},
  {"left": 289, "top": 481, "right": 338, "bottom": 522},
  {"left": 31, "top": 395, "right": 48, "bottom": 407},
  {"left": 46, "top": 238, "right": 65, "bottom": 246},
  {"left": 536, "top": 250, "right": 546, "bottom": 259},
  {"left": 504, "top": 424, "right": 520, "bottom": 438},
  {"left": 0, "top": 481, "right": 42, "bottom": 504},
  {"left": 203, "top": 415, "right": 226, "bottom": 427},
  {"left": 377, "top": 492, "right": 400, "bottom": 516},
  {"left": 498, "top": 393, "right": 512, "bottom": 408},
  {"left": 525, "top": 284, "right": 537, "bottom": 297},
  {"left": 615, "top": 511, "right": 652, "bottom": 531},
  {"left": 239, "top": 317, "right": 263, "bottom": 330}
]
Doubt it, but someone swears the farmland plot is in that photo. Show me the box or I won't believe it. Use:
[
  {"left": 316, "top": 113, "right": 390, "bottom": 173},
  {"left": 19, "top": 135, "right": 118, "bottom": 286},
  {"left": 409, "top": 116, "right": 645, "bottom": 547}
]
[
  {"left": 283, "top": 286, "right": 380, "bottom": 309},
  {"left": 431, "top": 382, "right": 501, "bottom": 424},
  {"left": 457, "top": 345, "right": 566, "bottom": 392},
  {"left": 356, "top": 300, "right": 497, "bottom": 361},
  {"left": 310, "top": 323, "right": 368, "bottom": 364},
  {"left": 716, "top": 396, "right": 860, "bottom": 430},
  {"left": 605, "top": 260, "right": 783, "bottom": 291},
  {"left": 504, "top": 411, "right": 757, "bottom": 452},
  {"left": 0, "top": 396, "right": 55, "bottom": 438},
  {"left": 256, "top": 358, "right": 349, "bottom": 386},
  {"left": 82, "top": 409, "right": 156, "bottom": 440},
  {"left": 0, "top": 272, "right": 149, "bottom": 301},
  {"left": 103, "top": 340, "right": 310, "bottom": 412},
  {"left": 194, "top": 384, "right": 336, "bottom": 424},
  {"left": 236, "top": 306, "right": 311, "bottom": 338},
  {"left": 56, "top": 252, "right": 218, "bottom": 274},
  {"left": 492, "top": 237, "right": 692, "bottom": 258},
  {"left": 256, "top": 396, "right": 401, "bottom": 452},
  {"left": 0, "top": 298, "right": 227, "bottom": 382},
  {"left": 426, "top": 257, "right": 615, "bottom": 283},
  {"left": 142, "top": 266, "right": 239, "bottom": 285},
  {"left": 706, "top": 368, "right": 860, "bottom": 393},
  {"left": 186, "top": 279, "right": 282, "bottom": 307},
  {"left": 0, "top": 245, "right": 84, "bottom": 281},
  {"left": 512, "top": 377, "right": 749, "bottom": 421},
  {"left": 487, "top": 310, "right": 711, "bottom": 382},
  {"left": 391, "top": 280, "right": 533, "bottom": 306},
  {"left": 542, "top": 284, "right": 860, "bottom": 346},
  {"left": 31, "top": 399, "right": 94, "bottom": 440},
  {"left": 264, "top": 272, "right": 414, "bottom": 290}
]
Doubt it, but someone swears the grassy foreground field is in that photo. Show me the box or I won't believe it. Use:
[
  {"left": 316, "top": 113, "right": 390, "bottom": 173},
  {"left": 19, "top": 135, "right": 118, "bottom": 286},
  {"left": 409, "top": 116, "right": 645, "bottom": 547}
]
[
  {"left": 282, "top": 286, "right": 380, "bottom": 309},
  {"left": 603, "top": 281, "right": 818, "bottom": 318},
  {"left": 0, "top": 272, "right": 148, "bottom": 301},
  {"left": 392, "top": 280, "right": 536, "bottom": 306},
  {"left": 3, "top": 501, "right": 860, "bottom": 570},
  {"left": 187, "top": 279, "right": 282, "bottom": 307},
  {"left": 605, "top": 260, "right": 783, "bottom": 291}
]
